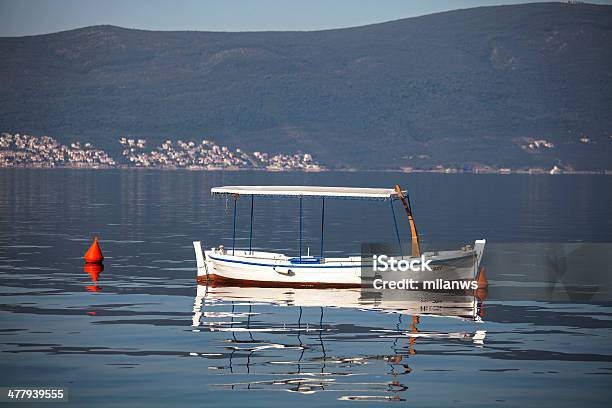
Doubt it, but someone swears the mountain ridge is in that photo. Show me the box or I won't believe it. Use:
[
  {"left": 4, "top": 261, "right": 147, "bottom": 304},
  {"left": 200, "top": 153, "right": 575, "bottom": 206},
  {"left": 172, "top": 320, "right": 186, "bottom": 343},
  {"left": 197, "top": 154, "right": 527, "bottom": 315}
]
[{"left": 1, "top": 2, "right": 611, "bottom": 170}]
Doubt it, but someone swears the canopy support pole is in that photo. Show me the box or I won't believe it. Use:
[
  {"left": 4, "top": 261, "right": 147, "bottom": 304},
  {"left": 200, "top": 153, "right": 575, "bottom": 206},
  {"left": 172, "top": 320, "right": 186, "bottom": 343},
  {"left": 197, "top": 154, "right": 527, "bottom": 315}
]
[
  {"left": 299, "top": 197, "right": 303, "bottom": 259},
  {"left": 320, "top": 197, "right": 325, "bottom": 258},
  {"left": 232, "top": 195, "right": 238, "bottom": 255},
  {"left": 248, "top": 195, "right": 254, "bottom": 254},
  {"left": 390, "top": 199, "right": 402, "bottom": 256},
  {"left": 394, "top": 184, "right": 421, "bottom": 257}
]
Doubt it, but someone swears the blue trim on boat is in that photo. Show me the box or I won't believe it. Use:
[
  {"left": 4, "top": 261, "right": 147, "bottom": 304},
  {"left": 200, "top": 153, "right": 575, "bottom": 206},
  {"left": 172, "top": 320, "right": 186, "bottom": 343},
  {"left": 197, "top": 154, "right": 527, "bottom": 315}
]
[
  {"left": 209, "top": 255, "right": 360, "bottom": 269},
  {"left": 288, "top": 256, "right": 323, "bottom": 264}
]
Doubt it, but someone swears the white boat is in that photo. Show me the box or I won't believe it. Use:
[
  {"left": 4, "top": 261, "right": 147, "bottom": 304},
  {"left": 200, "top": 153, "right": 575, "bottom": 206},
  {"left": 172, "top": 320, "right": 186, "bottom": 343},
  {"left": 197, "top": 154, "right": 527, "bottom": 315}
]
[{"left": 193, "top": 185, "right": 485, "bottom": 287}]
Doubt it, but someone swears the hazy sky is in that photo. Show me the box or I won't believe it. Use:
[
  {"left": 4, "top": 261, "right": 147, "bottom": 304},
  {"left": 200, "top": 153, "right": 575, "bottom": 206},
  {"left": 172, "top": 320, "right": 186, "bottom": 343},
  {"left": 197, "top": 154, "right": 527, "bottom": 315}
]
[{"left": 1, "top": 0, "right": 612, "bottom": 37}]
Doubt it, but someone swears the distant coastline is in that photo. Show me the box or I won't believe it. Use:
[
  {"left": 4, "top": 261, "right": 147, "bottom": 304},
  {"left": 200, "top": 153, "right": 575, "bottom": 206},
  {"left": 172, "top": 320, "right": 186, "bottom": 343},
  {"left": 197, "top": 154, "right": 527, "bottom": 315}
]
[
  {"left": 2, "top": 132, "right": 610, "bottom": 175},
  {"left": 2, "top": 163, "right": 610, "bottom": 176},
  {"left": 0, "top": 132, "right": 324, "bottom": 172}
]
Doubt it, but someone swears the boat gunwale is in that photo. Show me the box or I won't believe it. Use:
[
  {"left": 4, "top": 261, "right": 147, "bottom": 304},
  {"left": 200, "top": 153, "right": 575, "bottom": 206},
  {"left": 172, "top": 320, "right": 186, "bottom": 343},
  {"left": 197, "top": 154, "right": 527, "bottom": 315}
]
[{"left": 206, "top": 250, "right": 477, "bottom": 269}]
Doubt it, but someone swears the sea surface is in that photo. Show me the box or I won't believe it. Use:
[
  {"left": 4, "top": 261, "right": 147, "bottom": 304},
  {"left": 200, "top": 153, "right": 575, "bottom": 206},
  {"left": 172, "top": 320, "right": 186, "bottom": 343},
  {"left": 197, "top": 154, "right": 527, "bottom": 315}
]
[{"left": 0, "top": 169, "right": 611, "bottom": 407}]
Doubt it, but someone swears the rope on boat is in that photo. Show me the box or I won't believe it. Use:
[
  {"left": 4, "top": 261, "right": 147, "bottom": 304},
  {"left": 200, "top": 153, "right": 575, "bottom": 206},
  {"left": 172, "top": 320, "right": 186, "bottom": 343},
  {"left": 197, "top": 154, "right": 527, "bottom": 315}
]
[
  {"left": 232, "top": 195, "right": 237, "bottom": 255},
  {"left": 249, "top": 195, "right": 254, "bottom": 254},
  {"left": 389, "top": 199, "right": 402, "bottom": 256}
]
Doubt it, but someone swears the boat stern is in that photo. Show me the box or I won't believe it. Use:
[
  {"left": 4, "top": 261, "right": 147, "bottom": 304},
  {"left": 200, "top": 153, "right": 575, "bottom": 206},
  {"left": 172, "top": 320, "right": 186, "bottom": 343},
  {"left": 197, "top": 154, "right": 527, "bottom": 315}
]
[{"left": 193, "top": 241, "right": 208, "bottom": 281}]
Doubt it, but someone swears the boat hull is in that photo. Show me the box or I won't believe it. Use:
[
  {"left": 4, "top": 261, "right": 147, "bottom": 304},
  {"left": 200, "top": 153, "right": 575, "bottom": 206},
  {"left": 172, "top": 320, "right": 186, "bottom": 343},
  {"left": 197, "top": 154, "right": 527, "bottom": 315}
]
[
  {"left": 200, "top": 250, "right": 362, "bottom": 287},
  {"left": 193, "top": 240, "right": 486, "bottom": 288}
]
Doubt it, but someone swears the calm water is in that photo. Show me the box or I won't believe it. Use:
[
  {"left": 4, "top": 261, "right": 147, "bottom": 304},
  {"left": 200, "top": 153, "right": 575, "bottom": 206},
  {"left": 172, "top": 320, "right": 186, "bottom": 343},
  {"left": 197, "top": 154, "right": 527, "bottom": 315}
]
[{"left": 1, "top": 169, "right": 611, "bottom": 407}]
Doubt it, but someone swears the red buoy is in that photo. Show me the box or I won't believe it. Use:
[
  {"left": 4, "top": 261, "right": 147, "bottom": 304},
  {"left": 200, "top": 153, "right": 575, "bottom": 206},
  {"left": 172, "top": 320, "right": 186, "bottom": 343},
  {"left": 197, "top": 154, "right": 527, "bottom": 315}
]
[{"left": 84, "top": 237, "right": 104, "bottom": 263}]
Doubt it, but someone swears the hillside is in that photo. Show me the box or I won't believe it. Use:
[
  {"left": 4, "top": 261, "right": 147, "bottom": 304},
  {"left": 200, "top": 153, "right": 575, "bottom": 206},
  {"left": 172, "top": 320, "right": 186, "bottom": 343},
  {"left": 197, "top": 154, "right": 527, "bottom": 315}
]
[{"left": 1, "top": 2, "right": 611, "bottom": 170}]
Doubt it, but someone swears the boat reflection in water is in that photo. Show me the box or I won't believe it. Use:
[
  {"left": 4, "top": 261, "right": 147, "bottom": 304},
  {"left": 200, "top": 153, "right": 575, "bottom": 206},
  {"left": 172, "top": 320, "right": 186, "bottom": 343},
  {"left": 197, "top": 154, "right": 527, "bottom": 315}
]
[{"left": 192, "top": 284, "right": 486, "bottom": 400}]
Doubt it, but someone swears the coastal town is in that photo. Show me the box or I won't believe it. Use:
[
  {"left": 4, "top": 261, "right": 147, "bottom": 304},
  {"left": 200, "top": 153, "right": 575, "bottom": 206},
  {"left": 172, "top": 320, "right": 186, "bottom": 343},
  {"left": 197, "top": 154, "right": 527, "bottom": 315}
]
[
  {"left": 0, "top": 132, "right": 323, "bottom": 171},
  {"left": 0, "top": 133, "right": 117, "bottom": 168},
  {"left": 0, "top": 132, "right": 609, "bottom": 174},
  {"left": 118, "top": 137, "right": 321, "bottom": 171}
]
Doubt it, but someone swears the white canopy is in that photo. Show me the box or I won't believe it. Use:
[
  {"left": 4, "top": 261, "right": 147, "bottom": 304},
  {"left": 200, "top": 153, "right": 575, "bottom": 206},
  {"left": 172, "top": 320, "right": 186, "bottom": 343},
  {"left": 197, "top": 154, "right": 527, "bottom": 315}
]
[{"left": 211, "top": 185, "right": 403, "bottom": 199}]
